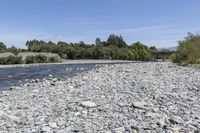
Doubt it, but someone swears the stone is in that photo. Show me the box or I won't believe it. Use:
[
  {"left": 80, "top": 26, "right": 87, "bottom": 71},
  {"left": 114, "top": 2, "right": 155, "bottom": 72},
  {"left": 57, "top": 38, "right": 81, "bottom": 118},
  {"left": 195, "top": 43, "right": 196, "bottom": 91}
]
[
  {"left": 30, "top": 129, "right": 37, "bottom": 133},
  {"left": 57, "top": 129, "right": 67, "bottom": 133},
  {"left": 35, "top": 79, "right": 40, "bottom": 83},
  {"left": 49, "top": 122, "right": 57, "bottom": 128},
  {"left": 7, "top": 128, "right": 16, "bottom": 132},
  {"left": 114, "top": 127, "right": 125, "bottom": 133},
  {"left": 169, "top": 116, "right": 184, "bottom": 124},
  {"left": 80, "top": 101, "right": 97, "bottom": 108},
  {"left": 10, "top": 86, "right": 22, "bottom": 90},
  {"left": 74, "top": 126, "right": 84, "bottom": 132},
  {"left": 0, "top": 62, "right": 200, "bottom": 133},
  {"left": 7, "top": 114, "right": 20, "bottom": 121},
  {"left": 0, "top": 110, "right": 4, "bottom": 116},
  {"left": 132, "top": 102, "right": 147, "bottom": 109},
  {"left": 145, "top": 112, "right": 160, "bottom": 118},
  {"left": 74, "top": 112, "right": 81, "bottom": 117},
  {"left": 153, "top": 108, "right": 159, "bottom": 112},
  {"left": 132, "top": 129, "right": 138, "bottom": 133},
  {"left": 68, "top": 85, "right": 74, "bottom": 89},
  {"left": 56, "top": 118, "right": 66, "bottom": 127},
  {"left": 14, "top": 111, "right": 26, "bottom": 117},
  {"left": 41, "top": 126, "right": 51, "bottom": 132},
  {"left": 172, "top": 128, "right": 180, "bottom": 133}
]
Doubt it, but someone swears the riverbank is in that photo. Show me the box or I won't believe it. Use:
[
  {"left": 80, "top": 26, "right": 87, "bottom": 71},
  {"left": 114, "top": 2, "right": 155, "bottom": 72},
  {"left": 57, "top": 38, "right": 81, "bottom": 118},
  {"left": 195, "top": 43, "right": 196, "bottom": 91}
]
[
  {"left": 0, "top": 62, "right": 200, "bottom": 132},
  {"left": 0, "top": 59, "right": 140, "bottom": 68}
]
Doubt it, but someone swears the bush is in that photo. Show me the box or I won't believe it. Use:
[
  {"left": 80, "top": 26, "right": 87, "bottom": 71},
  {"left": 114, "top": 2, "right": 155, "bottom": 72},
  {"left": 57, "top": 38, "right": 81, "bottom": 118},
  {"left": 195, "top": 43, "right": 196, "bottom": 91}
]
[
  {"left": 0, "top": 57, "right": 6, "bottom": 65},
  {"left": 0, "top": 56, "right": 22, "bottom": 65},
  {"left": 25, "top": 55, "right": 47, "bottom": 64},
  {"left": 48, "top": 56, "right": 60, "bottom": 63},
  {"left": 173, "top": 33, "right": 200, "bottom": 65},
  {"left": 35, "top": 55, "right": 48, "bottom": 63},
  {"left": 25, "top": 56, "right": 35, "bottom": 64},
  {"left": 25, "top": 55, "right": 59, "bottom": 64}
]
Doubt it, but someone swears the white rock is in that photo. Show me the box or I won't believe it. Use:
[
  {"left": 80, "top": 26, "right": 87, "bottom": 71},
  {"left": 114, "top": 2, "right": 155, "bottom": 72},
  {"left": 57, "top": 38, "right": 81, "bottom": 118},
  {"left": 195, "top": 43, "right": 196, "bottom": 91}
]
[
  {"left": 0, "top": 110, "right": 4, "bottom": 117},
  {"left": 49, "top": 122, "right": 57, "bottom": 128},
  {"left": 80, "top": 101, "right": 97, "bottom": 108},
  {"left": 114, "top": 127, "right": 125, "bottom": 133},
  {"left": 132, "top": 102, "right": 147, "bottom": 109},
  {"left": 41, "top": 126, "right": 51, "bottom": 132}
]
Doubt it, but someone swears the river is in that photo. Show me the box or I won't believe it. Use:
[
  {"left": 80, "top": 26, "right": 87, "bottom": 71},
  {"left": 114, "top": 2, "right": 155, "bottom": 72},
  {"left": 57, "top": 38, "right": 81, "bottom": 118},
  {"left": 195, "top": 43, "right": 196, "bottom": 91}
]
[{"left": 0, "top": 63, "right": 95, "bottom": 90}]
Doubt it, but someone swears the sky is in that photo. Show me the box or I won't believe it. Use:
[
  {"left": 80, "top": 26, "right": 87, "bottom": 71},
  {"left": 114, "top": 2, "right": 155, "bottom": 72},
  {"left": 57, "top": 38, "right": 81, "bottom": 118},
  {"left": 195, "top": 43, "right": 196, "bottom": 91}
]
[{"left": 0, "top": 0, "right": 200, "bottom": 48}]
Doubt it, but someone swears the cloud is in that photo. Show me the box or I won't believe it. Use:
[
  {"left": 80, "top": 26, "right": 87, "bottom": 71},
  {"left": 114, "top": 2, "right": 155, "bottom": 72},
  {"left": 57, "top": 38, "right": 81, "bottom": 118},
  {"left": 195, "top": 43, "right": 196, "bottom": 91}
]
[{"left": 90, "top": 24, "right": 180, "bottom": 34}]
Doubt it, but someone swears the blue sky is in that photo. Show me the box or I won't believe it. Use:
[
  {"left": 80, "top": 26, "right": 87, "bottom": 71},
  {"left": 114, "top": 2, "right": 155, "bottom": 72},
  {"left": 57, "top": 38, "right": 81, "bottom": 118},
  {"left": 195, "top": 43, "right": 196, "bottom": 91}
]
[{"left": 0, "top": 0, "right": 200, "bottom": 48}]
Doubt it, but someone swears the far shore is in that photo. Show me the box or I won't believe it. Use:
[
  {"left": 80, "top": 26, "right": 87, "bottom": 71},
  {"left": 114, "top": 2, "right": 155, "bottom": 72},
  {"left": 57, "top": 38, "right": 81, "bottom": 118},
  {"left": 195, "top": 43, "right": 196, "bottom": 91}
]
[{"left": 0, "top": 59, "right": 141, "bottom": 68}]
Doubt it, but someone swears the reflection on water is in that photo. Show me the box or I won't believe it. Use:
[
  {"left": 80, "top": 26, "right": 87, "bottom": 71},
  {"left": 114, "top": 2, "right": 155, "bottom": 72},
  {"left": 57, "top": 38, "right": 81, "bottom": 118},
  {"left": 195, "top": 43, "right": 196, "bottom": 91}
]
[{"left": 0, "top": 64, "right": 95, "bottom": 90}]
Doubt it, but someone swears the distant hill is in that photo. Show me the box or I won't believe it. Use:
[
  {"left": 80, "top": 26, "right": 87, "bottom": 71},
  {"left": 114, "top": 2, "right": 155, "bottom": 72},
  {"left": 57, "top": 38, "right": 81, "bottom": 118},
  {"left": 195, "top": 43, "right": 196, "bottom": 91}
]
[
  {"left": 158, "top": 46, "right": 177, "bottom": 51},
  {"left": 168, "top": 46, "right": 177, "bottom": 51}
]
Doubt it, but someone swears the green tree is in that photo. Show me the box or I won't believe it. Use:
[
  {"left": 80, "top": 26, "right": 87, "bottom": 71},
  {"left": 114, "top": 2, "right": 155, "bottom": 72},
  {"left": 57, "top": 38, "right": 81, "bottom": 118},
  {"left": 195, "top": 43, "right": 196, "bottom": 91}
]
[
  {"left": 107, "top": 34, "right": 127, "bottom": 48},
  {"left": 173, "top": 33, "right": 200, "bottom": 64},
  {"left": 95, "top": 38, "right": 102, "bottom": 46},
  {"left": 0, "top": 42, "right": 7, "bottom": 52},
  {"left": 7, "top": 45, "right": 20, "bottom": 55},
  {"left": 130, "top": 41, "right": 150, "bottom": 61},
  {"left": 149, "top": 46, "right": 158, "bottom": 59}
]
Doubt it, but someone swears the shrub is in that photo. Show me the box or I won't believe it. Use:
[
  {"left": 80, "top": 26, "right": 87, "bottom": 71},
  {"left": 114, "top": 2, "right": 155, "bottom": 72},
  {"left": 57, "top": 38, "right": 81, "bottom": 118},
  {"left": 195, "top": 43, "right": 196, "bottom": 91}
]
[
  {"left": 173, "top": 33, "right": 200, "bottom": 65},
  {"left": 25, "top": 56, "right": 36, "bottom": 64},
  {"left": 35, "top": 55, "right": 48, "bottom": 63},
  {"left": 0, "top": 56, "right": 22, "bottom": 65},
  {"left": 25, "top": 55, "right": 48, "bottom": 64},
  {"left": 25, "top": 55, "right": 59, "bottom": 64},
  {"left": 0, "top": 57, "right": 6, "bottom": 65},
  {"left": 48, "top": 56, "right": 60, "bottom": 63}
]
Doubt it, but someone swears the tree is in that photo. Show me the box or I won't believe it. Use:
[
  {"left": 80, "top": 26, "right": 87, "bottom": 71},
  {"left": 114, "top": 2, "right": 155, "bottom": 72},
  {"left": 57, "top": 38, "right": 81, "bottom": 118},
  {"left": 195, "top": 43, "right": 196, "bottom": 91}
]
[
  {"left": 149, "top": 46, "right": 158, "bottom": 59},
  {"left": 107, "top": 34, "right": 127, "bottom": 48},
  {"left": 0, "top": 42, "right": 7, "bottom": 52},
  {"left": 26, "top": 39, "right": 46, "bottom": 51},
  {"left": 7, "top": 46, "right": 20, "bottom": 55},
  {"left": 130, "top": 41, "right": 150, "bottom": 61},
  {"left": 173, "top": 33, "right": 200, "bottom": 64},
  {"left": 95, "top": 38, "right": 102, "bottom": 46}
]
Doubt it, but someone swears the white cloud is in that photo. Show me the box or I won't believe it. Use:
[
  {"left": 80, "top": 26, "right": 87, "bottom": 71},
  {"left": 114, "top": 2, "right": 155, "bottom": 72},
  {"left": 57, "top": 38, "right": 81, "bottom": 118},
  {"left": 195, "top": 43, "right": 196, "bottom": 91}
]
[{"left": 90, "top": 24, "right": 180, "bottom": 34}]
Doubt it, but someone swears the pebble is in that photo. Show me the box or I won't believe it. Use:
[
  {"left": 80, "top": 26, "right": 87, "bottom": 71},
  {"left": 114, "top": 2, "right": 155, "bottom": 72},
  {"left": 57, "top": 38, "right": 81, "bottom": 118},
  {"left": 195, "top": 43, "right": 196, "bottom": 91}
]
[
  {"left": 80, "top": 101, "right": 97, "bottom": 108},
  {"left": 114, "top": 127, "right": 125, "bottom": 133},
  {"left": 41, "top": 126, "right": 51, "bottom": 132},
  {"left": 132, "top": 102, "right": 147, "bottom": 109},
  {"left": 0, "top": 110, "right": 4, "bottom": 117},
  {"left": 49, "top": 122, "right": 57, "bottom": 128},
  {"left": 0, "top": 62, "right": 199, "bottom": 133}
]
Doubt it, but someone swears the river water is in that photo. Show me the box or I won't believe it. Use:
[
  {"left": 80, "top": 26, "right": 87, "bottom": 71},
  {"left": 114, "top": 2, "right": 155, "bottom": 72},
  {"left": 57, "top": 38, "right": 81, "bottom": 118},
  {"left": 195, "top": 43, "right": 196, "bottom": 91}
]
[{"left": 0, "top": 63, "right": 95, "bottom": 90}]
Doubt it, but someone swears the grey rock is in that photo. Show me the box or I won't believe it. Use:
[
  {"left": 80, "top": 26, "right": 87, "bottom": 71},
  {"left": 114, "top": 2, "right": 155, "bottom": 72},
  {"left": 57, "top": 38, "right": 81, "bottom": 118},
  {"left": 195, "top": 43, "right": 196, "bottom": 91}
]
[
  {"left": 80, "top": 101, "right": 97, "bottom": 108},
  {"left": 49, "top": 122, "right": 57, "bottom": 128},
  {"left": 41, "top": 126, "right": 51, "bottom": 132},
  {"left": 114, "top": 127, "right": 125, "bottom": 133},
  {"left": 0, "top": 62, "right": 199, "bottom": 133},
  {"left": 0, "top": 110, "right": 5, "bottom": 116},
  {"left": 132, "top": 102, "right": 147, "bottom": 109},
  {"left": 74, "top": 126, "right": 84, "bottom": 132},
  {"left": 169, "top": 116, "right": 184, "bottom": 124},
  {"left": 56, "top": 117, "right": 66, "bottom": 127}
]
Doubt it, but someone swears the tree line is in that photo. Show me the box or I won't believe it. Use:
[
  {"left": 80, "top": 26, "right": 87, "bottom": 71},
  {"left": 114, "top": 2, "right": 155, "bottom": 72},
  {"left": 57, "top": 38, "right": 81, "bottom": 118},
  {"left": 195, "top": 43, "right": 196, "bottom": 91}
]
[
  {"left": 1, "top": 34, "right": 160, "bottom": 61},
  {"left": 1, "top": 33, "right": 199, "bottom": 65}
]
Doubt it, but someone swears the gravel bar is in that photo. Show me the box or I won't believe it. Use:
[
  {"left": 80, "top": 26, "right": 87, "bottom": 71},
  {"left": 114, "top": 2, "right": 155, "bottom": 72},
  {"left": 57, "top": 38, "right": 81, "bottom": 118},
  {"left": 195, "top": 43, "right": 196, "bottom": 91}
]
[{"left": 0, "top": 62, "right": 200, "bottom": 133}]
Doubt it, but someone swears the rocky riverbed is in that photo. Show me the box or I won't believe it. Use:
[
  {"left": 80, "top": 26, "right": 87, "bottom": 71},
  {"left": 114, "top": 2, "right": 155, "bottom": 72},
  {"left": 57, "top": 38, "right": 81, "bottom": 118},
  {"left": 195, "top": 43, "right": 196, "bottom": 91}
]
[{"left": 0, "top": 62, "right": 200, "bottom": 133}]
